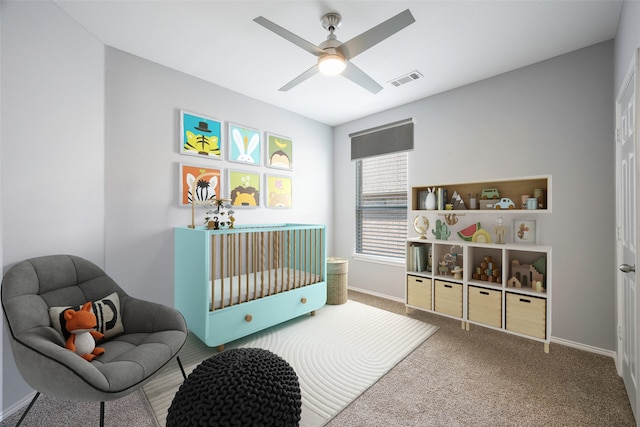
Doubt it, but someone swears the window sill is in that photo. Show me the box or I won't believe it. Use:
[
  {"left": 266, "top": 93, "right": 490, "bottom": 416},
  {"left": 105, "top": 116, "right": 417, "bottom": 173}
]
[{"left": 351, "top": 253, "right": 405, "bottom": 267}]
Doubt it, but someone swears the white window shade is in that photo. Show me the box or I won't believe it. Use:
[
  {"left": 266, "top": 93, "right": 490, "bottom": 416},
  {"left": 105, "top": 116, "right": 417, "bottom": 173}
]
[{"left": 356, "top": 152, "right": 408, "bottom": 259}]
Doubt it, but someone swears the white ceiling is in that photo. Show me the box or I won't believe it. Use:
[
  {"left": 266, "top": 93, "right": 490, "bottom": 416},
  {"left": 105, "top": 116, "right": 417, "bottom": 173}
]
[{"left": 53, "top": 0, "right": 623, "bottom": 126}]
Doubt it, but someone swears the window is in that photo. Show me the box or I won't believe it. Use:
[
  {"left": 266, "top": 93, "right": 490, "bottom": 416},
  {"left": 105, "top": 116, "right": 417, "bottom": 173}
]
[{"left": 355, "top": 151, "right": 408, "bottom": 259}]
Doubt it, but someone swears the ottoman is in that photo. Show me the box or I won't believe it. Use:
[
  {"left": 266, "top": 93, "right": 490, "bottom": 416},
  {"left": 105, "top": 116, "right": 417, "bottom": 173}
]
[{"left": 166, "top": 348, "right": 301, "bottom": 426}]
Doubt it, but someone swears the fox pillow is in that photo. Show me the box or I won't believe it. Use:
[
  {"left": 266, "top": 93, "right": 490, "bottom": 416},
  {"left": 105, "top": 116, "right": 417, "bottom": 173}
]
[{"left": 49, "top": 292, "right": 124, "bottom": 341}]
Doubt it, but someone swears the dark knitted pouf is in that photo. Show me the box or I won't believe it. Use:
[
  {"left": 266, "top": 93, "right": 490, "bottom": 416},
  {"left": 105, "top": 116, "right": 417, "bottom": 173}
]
[{"left": 166, "top": 348, "right": 301, "bottom": 427}]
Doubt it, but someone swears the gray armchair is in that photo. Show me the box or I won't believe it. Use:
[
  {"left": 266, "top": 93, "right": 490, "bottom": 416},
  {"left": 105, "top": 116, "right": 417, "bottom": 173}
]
[{"left": 1, "top": 255, "right": 188, "bottom": 426}]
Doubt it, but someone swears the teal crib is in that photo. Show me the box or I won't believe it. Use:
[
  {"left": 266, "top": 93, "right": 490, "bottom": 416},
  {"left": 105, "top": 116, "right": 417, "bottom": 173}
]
[{"left": 174, "top": 224, "right": 327, "bottom": 350}]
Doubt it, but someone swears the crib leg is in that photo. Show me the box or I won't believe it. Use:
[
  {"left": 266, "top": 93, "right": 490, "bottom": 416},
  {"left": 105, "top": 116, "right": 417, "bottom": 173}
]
[
  {"left": 216, "top": 344, "right": 225, "bottom": 352},
  {"left": 310, "top": 311, "right": 316, "bottom": 316}
]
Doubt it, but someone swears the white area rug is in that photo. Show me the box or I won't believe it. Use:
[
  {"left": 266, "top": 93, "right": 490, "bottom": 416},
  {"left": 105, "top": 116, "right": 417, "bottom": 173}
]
[{"left": 143, "top": 300, "right": 438, "bottom": 426}]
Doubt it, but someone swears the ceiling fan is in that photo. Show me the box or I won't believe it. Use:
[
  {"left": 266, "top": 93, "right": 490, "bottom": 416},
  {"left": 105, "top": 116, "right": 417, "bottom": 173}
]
[{"left": 253, "top": 9, "right": 415, "bottom": 94}]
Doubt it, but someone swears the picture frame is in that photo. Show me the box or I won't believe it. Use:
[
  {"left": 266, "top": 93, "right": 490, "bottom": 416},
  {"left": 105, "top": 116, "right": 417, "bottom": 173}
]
[
  {"left": 265, "top": 132, "right": 293, "bottom": 170},
  {"left": 265, "top": 174, "right": 292, "bottom": 208},
  {"left": 179, "top": 164, "right": 221, "bottom": 206},
  {"left": 513, "top": 219, "right": 538, "bottom": 244},
  {"left": 418, "top": 190, "right": 429, "bottom": 210},
  {"left": 180, "top": 110, "right": 223, "bottom": 159},
  {"left": 228, "top": 123, "right": 261, "bottom": 165},
  {"left": 227, "top": 170, "right": 261, "bottom": 208}
]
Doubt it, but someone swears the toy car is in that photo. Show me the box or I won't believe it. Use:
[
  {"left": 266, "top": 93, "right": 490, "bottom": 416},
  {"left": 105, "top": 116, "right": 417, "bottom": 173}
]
[
  {"left": 481, "top": 188, "right": 500, "bottom": 199},
  {"left": 494, "top": 198, "right": 516, "bottom": 209}
]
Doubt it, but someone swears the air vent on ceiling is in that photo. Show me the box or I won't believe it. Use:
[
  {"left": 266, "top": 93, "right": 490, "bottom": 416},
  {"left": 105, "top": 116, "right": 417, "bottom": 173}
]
[{"left": 389, "top": 70, "right": 423, "bottom": 87}]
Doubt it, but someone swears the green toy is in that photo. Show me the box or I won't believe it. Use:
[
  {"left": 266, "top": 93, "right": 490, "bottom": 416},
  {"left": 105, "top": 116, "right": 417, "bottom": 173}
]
[{"left": 432, "top": 219, "right": 451, "bottom": 240}]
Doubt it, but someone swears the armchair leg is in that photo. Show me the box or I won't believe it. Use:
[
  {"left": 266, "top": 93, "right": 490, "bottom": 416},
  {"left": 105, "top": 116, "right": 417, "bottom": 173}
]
[
  {"left": 100, "top": 401, "right": 105, "bottom": 427},
  {"left": 15, "top": 392, "right": 40, "bottom": 427},
  {"left": 177, "top": 356, "right": 187, "bottom": 380}
]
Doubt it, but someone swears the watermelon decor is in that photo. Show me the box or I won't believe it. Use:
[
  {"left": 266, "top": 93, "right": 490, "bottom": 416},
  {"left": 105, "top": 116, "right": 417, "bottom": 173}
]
[{"left": 457, "top": 223, "right": 481, "bottom": 241}]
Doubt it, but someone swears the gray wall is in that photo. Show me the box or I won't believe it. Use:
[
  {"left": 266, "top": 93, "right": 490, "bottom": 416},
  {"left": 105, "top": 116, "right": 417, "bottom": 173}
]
[
  {"left": 104, "top": 48, "right": 333, "bottom": 305},
  {"left": 333, "top": 41, "right": 615, "bottom": 351},
  {"left": 0, "top": 0, "right": 333, "bottom": 415},
  {"left": 1, "top": 0, "right": 105, "bottom": 411}
]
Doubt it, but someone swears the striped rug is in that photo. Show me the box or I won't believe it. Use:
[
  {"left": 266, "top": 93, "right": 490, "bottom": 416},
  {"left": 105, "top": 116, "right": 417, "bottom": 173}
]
[{"left": 143, "top": 300, "right": 438, "bottom": 426}]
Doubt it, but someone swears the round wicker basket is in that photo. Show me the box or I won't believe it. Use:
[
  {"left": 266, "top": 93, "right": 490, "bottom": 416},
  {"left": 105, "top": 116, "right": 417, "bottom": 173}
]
[{"left": 327, "top": 257, "right": 348, "bottom": 305}]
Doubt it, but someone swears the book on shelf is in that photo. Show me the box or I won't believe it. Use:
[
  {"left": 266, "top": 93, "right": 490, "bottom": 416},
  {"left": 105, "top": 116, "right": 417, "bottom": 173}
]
[{"left": 437, "top": 188, "right": 448, "bottom": 210}]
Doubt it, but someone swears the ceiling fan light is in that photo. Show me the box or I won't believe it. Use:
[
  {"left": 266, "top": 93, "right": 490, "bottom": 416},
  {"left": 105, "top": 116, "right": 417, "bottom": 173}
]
[{"left": 318, "top": 54, "right": 346, "bottom": 75}]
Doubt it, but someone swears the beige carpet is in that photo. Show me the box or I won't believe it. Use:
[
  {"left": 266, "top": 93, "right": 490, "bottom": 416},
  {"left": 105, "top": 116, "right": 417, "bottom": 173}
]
[
  {"left": 3, "top": 292, "right": 634, "bottom": 426},
  {"left": 329, "top": 290, "right": 636, "bottom": 426},
  {"left": 143, "top": 300, "right": 438, "bottom": 426}
]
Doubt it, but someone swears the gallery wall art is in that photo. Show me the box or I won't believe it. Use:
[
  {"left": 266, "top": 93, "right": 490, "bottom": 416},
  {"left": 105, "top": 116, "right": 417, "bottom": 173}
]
[
  {"left": 180, "top": 164, "right": 221, "bottom": 206},
  {"left": 228, "top": 123, "right": 261, "bottom": 165},
  {"left": 266, "top": 132, "right": 293, "bottom": 170},
  {"left": 178, "top": 108, "right": 298, "bottom": 213},
  {"left": 266, "top": 174, "right": 292, "bottom": 208},
  {"left": 228, "top": 170, "right": 261, "bottom": 207},
  {"left": 180, "top": 110, "right": 223, "bottom": 159}
]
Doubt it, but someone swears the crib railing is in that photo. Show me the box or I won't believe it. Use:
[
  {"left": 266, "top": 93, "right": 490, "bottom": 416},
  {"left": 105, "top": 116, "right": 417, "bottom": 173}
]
[{"left": 209, "top": 225, "right": 325, "bottom": 311}]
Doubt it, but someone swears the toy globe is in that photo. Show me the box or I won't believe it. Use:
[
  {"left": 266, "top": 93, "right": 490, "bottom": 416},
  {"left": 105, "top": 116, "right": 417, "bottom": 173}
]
[{"left": 413, "top": 215, "right": 429, "bottom": 239}]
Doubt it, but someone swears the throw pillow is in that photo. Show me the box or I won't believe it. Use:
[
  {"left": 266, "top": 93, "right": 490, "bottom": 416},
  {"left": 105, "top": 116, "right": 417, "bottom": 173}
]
[{"left": 49, "top": 292, "right": 124, "bottom": 341}]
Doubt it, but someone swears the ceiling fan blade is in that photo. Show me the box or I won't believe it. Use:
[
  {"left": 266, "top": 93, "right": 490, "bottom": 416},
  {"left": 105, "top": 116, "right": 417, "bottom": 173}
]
[
  {"left": 254, "top": 16, "right": 325, "bottom": 57},
  {"left": 337, "top": 9, "right": 415, "bottom": 60},
  {"left": 279, "top": 64, "right": 320, "bottom": 91},
  {"left": 341, "top": 62, "right": 383, "bottom": 94}
]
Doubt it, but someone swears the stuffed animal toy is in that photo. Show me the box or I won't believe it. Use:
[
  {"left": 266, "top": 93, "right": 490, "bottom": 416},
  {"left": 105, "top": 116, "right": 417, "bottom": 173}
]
[{"left": 64, "top": 302, "right": 105, "bottom": 361}]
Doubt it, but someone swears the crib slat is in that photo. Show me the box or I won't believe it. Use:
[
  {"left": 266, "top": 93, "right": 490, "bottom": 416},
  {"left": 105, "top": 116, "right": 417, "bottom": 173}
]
[
  {"left": 260, "top": 232, "right": 265, "bottom": 298},
  {"left": 211, "top": 234, "right": 216, "bottom": 312},
  {"left": 274, "top": 230, "right": 279, "bottom": 294},
  {"left": 304, "top": 229, "right": 308, "bottom": 286},
  {"left": 268, "top": 231, "right": 272, "bottom": 295},
  {"left": 286, "top": 230, "right": 291, "bottom": 291},
  {"left": 252, "top": 232, "right": 257, "bottom": 299},
  {"left": 228, "top": 233, "right": 232, "bottom": 305},
  {"left": 281, "top": 231, "right": 285, "bottom": 291},
  {"left": 233, "top": 233, "right": 239, "bottom": 304},
  {"left": 245, "top": 232, "right": 249, "bottom": 303},
  {"left": 220, "top": 234, "right": 225, "bottom": 310},
  {"left": 312, "top": 228, "right": 315, "bottom": 283}
]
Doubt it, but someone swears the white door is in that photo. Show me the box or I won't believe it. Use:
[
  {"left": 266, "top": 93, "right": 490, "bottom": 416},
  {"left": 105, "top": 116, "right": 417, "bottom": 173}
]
[{"left": 616, "top": 49, "right": 639, "bottom": 420}]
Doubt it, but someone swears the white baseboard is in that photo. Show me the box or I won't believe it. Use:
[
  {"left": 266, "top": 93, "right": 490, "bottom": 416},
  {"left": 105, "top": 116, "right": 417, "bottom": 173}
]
[
  {"left": 0, "top": 391, "right": 36, "bottom": 422},
  {"left": 348, "top": 286, "right": 405, "bottom": 303},
  {"left": 348, "top": 286, "right": 617, "bottom": 359},
  {"left": 550, "top": 336, "right": 616, "bottom": 359}
]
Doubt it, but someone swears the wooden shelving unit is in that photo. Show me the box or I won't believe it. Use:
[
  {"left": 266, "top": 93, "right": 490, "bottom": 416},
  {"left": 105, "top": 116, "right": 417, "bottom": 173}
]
[
  {"left": 406, "top": 239, "right": 551, "bottom": 352},
  {"left": 411, "top": 175, "right": 551, "bottom": 212},
  {"left": 406, "top": 176, "right": 552, "bottom": 352}
]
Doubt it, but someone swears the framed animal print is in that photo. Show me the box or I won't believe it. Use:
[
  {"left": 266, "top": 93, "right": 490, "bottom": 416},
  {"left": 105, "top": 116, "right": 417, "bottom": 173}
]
[
  {"left": 180, "top": 110, "right": 223, "bottom": 159},
  {"left": 266, "top": 174, "right": 292, "bottom": 208},
  {"left": 227, "top": 170, "right": 261, "bottom": 208},
  {"left": 266, "top": 132, "right": 293, "bottom": 170},
  {"left": 228, "top": 123, "right": 261, "bottom": 165},
  {"left": 179, "top": 163, "right": 221, "bottom": 206}
]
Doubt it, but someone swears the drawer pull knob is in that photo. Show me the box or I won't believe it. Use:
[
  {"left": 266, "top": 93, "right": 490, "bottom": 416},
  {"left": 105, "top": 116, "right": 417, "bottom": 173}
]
[
  {"left": 520, "top": 299, "right": 531, "bottom": 303},
  {"left": 301, "top": 297, "right": 307, "bottom": 304},
  {"left": 245, "top": 314, "right": 253, "bottom": 322},
  {"left": 444, "top": 284, "right": 452, "bottom": 289},
  {"left": 480, "top": 291, "right": 489, "bottom": 295}
]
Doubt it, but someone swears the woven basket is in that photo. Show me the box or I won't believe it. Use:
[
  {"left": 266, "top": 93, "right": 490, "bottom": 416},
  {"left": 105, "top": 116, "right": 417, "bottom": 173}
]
[{"left": 327, "top": 257, "right": 348, "bottom": 305}]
